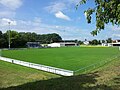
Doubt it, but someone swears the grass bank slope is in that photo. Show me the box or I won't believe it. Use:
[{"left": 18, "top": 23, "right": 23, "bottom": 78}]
[{"left": 0, "top": 61, "right": 59, "bottom": 88}]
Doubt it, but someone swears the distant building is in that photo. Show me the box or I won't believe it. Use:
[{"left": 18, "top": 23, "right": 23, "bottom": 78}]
[
  {"left": 48, "top": 42, "right": 77, "bottom": 47},
  {"left": 102, "top": 43, "right": 108, "bottom": 46},
  {"left": 83, "top": 41, "right": 89, "bottom": 45},
  {"left": 102, "top": 40, "right": 120, "bottom": 47},
  {"left": 111, "top": 40, "right": 120, "bottom": 46},
  {"left": 26, "top": 42, "right": 41, "bottom": 48}
]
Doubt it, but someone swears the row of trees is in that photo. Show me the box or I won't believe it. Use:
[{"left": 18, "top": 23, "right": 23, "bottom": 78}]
[
  {"left": 0, "top": 30, "right": 113, "bottom": 48},
  {"left": 0, "top": 30, "right": 62, "bottom": 48},
  {"left": 75, "top": 38, "right": 112, "bottom": 45},
  {"left": 89, "top": 38, "right": 112, "bottom": 45}
]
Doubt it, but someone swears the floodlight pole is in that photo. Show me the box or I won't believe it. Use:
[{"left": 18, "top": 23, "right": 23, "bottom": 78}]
[
  {"left": 0, "top": 49, "right": 1, "bottom": 56},
  {"left": 8, "top": 22, "right": 11, "bottom": 49},
  {"left": 64, "top": 30, "right": 65, "bottom": 44}
]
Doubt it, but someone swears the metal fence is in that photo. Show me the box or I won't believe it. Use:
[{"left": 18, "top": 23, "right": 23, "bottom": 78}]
[
  {"left": 0, "top": 54, "right": 119, "bottom": 76},
  {"left": 0, "top": 56, "right": 73, "bottom": 76}
]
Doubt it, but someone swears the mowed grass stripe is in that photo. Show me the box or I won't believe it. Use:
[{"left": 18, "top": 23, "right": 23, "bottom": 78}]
[{"left": 2, "top": 47, "right": 119, "bottom": 71}]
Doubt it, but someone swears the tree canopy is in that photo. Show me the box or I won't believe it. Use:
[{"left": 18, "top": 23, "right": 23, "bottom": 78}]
[
  {"left": 76, "top": 0, "right": 120, "bottom": 36},
  {"left": 0, "top": 31, "right": 62, "bottom": 48}
]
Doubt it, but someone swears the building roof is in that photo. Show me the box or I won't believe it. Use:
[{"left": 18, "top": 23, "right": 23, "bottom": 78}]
[{"left": 27, "top": 42, "right": 40, "bottom": 44}]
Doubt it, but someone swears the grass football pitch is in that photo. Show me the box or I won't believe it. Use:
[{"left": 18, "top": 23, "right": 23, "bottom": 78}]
[{"left": 2, "top": 47, "right": 120, "bottom": 72}]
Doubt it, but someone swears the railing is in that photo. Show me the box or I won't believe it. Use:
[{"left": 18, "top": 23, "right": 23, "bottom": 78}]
[
  {"left": 0, "top": 56, "right": 73, "bottom": 76},
  {"left": 0, "top": 54, "right": 119, "bottom": 76}
]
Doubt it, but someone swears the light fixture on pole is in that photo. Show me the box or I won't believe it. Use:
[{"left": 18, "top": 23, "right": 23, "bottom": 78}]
[{"left": 8, "top": 22, "right": 11, "bottom": 49}]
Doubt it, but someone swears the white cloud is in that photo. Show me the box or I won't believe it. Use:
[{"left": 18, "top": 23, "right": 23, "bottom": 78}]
[
  {"left": 44, "top": 0, "right": 81, "bottom": 21},
  {"left": 0, "top": 18, "right": 96, "bottom": 40},
  {"left": 55, "top": 11, "right": 71, "bottom": 21},
  {"left": 18, "top": 20, "right": 32, "bottom": 26},
  {"left": 44, "top": 0, "right": 80, "bottom": 13},
  {"left": 44, "top": 2, "right": 66, "bottom": 13},
  {"left": 66, "top": 0, "right": 80, "bottom": 4},
  {"left": 0, "top": 11, "right": 15, "bottom": 18},
  {"left": 18, "top": 17, "right": 42, "bottom": 26},
  {"left": 33, "top": 17, "right": 42, "bottom": 26},
  {"left": 0, "top": 0, "right": 22, "bottom": 10},
  {"left": 0, "top": 0, "right": 22, "bottom": 18},
  {"left": 106, "top": 25, "right": 120, "bottom": 31},
  {"left": 0, "top": 18, "right": 17, "bottom": 26},
  {"left": 112, "top": 34, "right": 120, "bottom": 37}
]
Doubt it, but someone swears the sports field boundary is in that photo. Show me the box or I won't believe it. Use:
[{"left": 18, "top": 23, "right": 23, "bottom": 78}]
[
  {"left": 0, "top": 56, "right": 74, "bottom": 76},
  {"left": 74, "top": 54, "right": 120, "bottom": 75},
  {"left": 0, "top": 55, "right": 119, "bottom": 76}
]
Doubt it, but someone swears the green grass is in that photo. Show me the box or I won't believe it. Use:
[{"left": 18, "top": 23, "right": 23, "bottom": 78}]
[
  {"left": 0, "top": 57, "right": 120, "bottom": 90},
  {"left": 0, "top": 61, "right": 59, "bottom": 88},
  {"left": 0, "top": 47, "right": 120, "bottom": 89},
  {"left": 2, "top": 47, "right": 120, "bottom": 71}
]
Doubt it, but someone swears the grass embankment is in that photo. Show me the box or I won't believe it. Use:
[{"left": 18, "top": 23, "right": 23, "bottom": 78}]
[
  {"left": 0, "top": 56, "right": 120, "bottom": 90},
  {"left": 0, "top": 61, "right": 59, "bottom": 88},
  {"left": 2, "top": 47, "right": 119, "bottom": 71}
]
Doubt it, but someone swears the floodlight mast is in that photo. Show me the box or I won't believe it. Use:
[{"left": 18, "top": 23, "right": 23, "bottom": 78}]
[
  {"left": 0, "top": 49, "right": 1, "bottom": 56},
  {"left": 8, "top": 22, "right": 11, "bottom": 49}
]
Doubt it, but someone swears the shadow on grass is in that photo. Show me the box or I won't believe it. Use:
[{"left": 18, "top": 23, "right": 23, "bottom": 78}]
[
  {"left": 112, "top": 77, "right": 120, "bottom": 90},
  {"left": 114, "top": 77, "right": 120, "bottom": 84},
  {"left": 0, "top": 72, "right": 113, "bottom": 90}
]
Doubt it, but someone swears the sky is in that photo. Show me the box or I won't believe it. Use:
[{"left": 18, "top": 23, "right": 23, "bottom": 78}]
[{"left": 0, "top": 0, "right": 120, "bottom": 41}]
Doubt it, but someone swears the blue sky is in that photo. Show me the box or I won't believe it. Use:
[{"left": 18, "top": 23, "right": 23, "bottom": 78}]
[{"left": 0, "top": 0, "right": 120, "bottom": 40}]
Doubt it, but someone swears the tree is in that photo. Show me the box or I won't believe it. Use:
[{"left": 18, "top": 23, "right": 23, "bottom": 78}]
[
  {"left": 78, "top": 40, "right": 83, "bottom": 45},
  {"left": 98, "top": 40, "right": 101, "bottom": 44},
  {"left": 38, "top": 33, "right": 62, "bottom": 44},
  {"left": 91, "top": 39, "right": 99, "bottom": 45},
  {"left": 0, "top": 30, "right": 62, "bottom": 48},
  {"left": 49, "top": 33, "right": 62, "bottom": 43},
  {"left": 102, "top": 40, "right": 105, "bottom": 43},
  {"left": 77, "top": 0, "right": 120, "bottom": 36},
  {"left": 0, "top": 31, "right": 8, "bottom": 48},
  {"left": 0, "top": 31, "right": 2, "bottom": 38},
  {"left": 106, "top": 38, "right": 112, "bottom": 43}
]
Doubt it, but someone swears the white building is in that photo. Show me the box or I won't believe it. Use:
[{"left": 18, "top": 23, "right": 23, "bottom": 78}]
[
  {"left": 48, "top": 42, "right": 77, "bottom": 47},
  {"left": 83, "top": 41, "right": 89, "bottom": 45},
  {"left": 111, "top": 42, "right": 120, "bottom": 46},
  {"left": 102, "top": 43, "right": 108, "bottom": 46},
  {"left": 48, "top": 43, "right": 61, "bottom": 47},
  {"left": 102, "top": 40, "right": 120, "bottom": 47}
]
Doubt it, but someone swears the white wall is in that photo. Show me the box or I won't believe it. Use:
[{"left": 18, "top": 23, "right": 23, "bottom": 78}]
[
  {"left": 0, "top": 56, "right": 74, "bottom": 76},
  {"left": 48, "top": 43, "right": 61, "bottom": 47},
  {"left": 83, "top": 41, "right": 89, "bottom": 45}
]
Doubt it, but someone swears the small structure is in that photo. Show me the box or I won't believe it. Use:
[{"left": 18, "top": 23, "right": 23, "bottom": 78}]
[
  {"left": 102, "top": 43, "right": 108, "bottom": 46},
  {"left": 83, "top": 41, "right": 89, "bottom": 45},
  {"left": 48, "top": 42, "right": 77, "bottom": 47},
  {"left": 111, "top": 40, "right": 120, "bottom": 46},
  {"left": 48, "top": 43, "right": 61, "bottom": 47},
  {"left": 102, "top": 40, "right": 120, "bottom": 47},
  {"left": 26, "top": 42, "right": 41, "bottom": 48}
]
